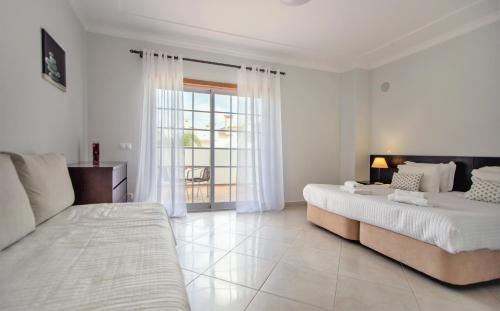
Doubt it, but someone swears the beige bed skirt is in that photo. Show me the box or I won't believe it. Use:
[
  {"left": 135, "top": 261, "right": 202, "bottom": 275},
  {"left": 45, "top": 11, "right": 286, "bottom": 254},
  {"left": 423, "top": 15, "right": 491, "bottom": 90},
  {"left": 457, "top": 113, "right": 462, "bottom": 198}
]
[
  {"left": 307, "top": 204, "right": 359, "bottom": 240},
  {"left": 307, "top": 204, "right": 500, "bottom": 285}
]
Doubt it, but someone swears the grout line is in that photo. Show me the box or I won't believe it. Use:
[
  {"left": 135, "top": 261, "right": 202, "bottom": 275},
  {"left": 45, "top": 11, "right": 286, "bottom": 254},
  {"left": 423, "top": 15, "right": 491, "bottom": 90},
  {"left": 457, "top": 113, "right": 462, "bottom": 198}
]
[
  {"left": 243, "top": 234, "right": 295, "bottom": 310},
  {"left": 332, "top": 240, "right": 342, "bottom": 310},
  {"left": 258, "top": 290, "right": 331, "bottom": 311},
  {"left": 401, "top": 266, "right": 423, "bottom": 311}
]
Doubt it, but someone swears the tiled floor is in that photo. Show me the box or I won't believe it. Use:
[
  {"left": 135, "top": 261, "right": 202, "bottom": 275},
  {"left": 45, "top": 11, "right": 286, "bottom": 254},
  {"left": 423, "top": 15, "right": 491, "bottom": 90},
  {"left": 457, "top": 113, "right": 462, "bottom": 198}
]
[{"left": 172, "top": 206, "right": 500, "bottom": 311}]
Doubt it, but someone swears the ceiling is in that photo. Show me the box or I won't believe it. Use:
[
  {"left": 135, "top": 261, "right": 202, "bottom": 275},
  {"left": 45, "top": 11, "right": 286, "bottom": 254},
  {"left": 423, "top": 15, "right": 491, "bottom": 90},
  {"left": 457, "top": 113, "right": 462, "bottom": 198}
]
[{"left": 70, "top": 0, "right": 500, "bottom": 72}]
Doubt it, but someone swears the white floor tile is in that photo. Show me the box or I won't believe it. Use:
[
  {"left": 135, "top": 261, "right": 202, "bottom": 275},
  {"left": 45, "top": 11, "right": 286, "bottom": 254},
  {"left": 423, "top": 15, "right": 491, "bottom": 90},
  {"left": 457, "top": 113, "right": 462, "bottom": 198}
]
[
  {"left": 281, "top": 244, "right": 340, "bottom": 274},
  {"left": 232, "top": 236, "right": 290, "bottom": 260},
  {"left": 262, "top": 262, "right": 337, "bottom": 310},
  {"left": 204, "top": 252, "right": 276, "bottom": 289},
  {"left": 403, "top": 267, "right": 500, "bottom": 311},
  {"left": 246, "top": 291, "right": 324, "bottom": 311},
  {"left": 172, "top": 222, "right": 212, "bottom": 242},
  {"left": 251, "top": 225, "right": 302, "bottom": 244},
  {"left": 182, "top": 269, "right": 199, "bottom": 285},
  {"left": 293, "top": 226, "right": 343, "bottom": 252},
  {"left": 176, "top": 243, "right": 227, "bottom": 273},
  {"left": 192, "top": 231, "right": 248, "bottom": 250},
  {"left": 334, "top": 275, "right": 419, "bottom": 311},
  {"left": 339, "top": 241, "right": 410, "bottom": 290},
  {"left": 186, "top": 275, "right": 257, "bottom": 311}
]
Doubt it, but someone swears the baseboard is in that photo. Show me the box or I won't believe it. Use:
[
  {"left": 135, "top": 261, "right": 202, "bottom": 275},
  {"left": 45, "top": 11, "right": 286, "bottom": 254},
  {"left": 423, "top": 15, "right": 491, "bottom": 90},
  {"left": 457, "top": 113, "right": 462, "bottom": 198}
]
[{"left": 285, "top": 201, "right": 307, "bottom": 207}]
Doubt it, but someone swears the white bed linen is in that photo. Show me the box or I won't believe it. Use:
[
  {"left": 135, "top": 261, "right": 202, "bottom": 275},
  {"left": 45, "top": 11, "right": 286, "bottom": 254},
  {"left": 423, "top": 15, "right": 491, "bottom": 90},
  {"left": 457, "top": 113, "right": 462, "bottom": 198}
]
[
  {"left": 303, "top": 184, "right": 500, "bottom": 253},
  {"left": 0, "top": 203, "right": 190, "bottom": 311}
]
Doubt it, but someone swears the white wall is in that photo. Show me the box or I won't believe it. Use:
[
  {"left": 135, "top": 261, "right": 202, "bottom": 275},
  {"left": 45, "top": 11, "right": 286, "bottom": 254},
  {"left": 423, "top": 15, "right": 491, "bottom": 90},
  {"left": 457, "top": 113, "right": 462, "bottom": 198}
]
[
  {"left": 0, "top": 0, "right": 86, "bottom": 163},
  {"left": 339, "top": 69, "right": 371, "bottom": 182},
  {"left": 370, "top": 20, "right": 500, "bottom": 157},
  {"left": 86, "top": 33, "right": 340, "bottom": 202}
]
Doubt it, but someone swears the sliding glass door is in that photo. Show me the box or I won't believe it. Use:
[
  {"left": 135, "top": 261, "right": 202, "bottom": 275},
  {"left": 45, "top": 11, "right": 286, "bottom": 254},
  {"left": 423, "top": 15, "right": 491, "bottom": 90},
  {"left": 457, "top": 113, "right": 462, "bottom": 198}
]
[{"left": 182, "top": 88, "right": 238, "bottom": 210}]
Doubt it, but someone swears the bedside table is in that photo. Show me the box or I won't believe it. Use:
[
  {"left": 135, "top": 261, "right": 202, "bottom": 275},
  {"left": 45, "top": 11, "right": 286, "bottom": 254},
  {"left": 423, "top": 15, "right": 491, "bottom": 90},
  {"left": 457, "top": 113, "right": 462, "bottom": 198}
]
[{"left": 68, "top": 162, "right": 127, "bottom": 204}]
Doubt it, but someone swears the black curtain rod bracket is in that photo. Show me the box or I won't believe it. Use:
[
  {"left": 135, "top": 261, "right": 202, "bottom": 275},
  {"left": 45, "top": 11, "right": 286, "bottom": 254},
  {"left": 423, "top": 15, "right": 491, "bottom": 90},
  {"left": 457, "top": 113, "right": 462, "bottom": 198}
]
[{"left": 129, "top": 49, "right": 285, "bottom": 76}]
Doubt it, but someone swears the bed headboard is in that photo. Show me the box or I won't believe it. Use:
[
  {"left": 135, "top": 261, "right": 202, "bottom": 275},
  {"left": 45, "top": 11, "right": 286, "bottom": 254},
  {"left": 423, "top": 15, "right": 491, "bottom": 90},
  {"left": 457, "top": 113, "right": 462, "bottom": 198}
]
[{"left": 369, "top": 155, "right": 500, "bottom": 192}]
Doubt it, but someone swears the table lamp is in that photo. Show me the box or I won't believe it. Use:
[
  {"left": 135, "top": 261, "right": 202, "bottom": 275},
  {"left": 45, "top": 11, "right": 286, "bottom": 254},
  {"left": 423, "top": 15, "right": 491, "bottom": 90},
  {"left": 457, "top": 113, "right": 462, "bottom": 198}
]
[{"left": 371, "top": 157, "right": 388, "bottom": 183}]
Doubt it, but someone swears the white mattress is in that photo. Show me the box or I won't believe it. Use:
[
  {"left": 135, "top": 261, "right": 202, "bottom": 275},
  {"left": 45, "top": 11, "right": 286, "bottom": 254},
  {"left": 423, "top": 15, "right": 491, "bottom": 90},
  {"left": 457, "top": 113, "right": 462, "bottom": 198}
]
[
  {"left": 303, "top": 184, "right": 500, "bottom": 253},
  {"left": 0, "top": 203, "right": 190, "bottom": 310}
]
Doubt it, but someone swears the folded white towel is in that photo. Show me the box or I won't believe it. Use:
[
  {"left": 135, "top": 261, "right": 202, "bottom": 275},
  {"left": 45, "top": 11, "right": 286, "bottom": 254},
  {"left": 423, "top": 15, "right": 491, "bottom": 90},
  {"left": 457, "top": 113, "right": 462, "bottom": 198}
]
[
  {"left": 344, "top": 181, "right": 362, "bottom": 188},
  {"left": 471, "top": 169, "right": 500, "bottom": 183},
  {"left": 388, "top": 193, "right": 433, "bottom": 207},
  {"left": 340, "top": 185, "right": 372, "bottom": 195},
  {"left": 393, "top": 189, "right": 427, "bottom": 199}
]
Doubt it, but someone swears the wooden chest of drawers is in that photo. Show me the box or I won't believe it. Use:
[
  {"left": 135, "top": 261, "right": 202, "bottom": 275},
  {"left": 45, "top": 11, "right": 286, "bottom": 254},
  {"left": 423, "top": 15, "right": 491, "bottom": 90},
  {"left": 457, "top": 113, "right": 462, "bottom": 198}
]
[{"left": 68, "top": 162, "right": 127, "bottom": 205}]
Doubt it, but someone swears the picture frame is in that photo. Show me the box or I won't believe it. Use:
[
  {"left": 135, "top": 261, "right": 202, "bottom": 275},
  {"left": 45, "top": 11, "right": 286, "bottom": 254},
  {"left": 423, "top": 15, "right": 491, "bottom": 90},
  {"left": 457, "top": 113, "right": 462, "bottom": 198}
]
[{"left": 41, "top": 28, "right": 66, "bottom": 91}]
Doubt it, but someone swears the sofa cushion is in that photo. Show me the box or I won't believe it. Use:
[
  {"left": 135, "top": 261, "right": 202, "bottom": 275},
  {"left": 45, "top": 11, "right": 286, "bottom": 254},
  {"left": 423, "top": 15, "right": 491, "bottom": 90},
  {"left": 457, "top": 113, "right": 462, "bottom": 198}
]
[
  {"left": 7, "top": 153, "right": 75, "bottom": 224},
  {"left": 0, "top": 154, "right": 36, "bottom": 250}
]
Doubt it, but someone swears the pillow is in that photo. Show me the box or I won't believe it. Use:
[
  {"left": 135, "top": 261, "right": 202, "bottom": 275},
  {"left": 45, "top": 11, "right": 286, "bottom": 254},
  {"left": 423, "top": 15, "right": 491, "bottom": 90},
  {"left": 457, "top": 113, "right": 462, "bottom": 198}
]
[
  {"left": 390, "top": 173, "right": 423, "bottom": 191},
  {"left": 6, "top": 153, "right": 75, "bottom": 225},
  {"left": 478, "top": 166, "right": 500, "bottom": 174},
  {"left": 397, "top": 164, "right": 440, "bottom": 193},
  {"left": 404, "top": 161, "right": 456, "bottom": 192},
  {"left": 0, "top": 154, "right": 36, "bottom": 250},
  {"left": 465, "top": 177, "right": 500, "bottom": 204},
  {"left": 471, "top": 168, "right": 500, "bottom": 183}
]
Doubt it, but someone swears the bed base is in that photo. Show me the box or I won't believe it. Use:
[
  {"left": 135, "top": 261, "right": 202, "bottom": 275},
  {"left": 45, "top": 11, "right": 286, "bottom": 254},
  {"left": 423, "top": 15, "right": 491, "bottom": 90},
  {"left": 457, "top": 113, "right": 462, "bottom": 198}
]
[
  {"left": 306, "top": 204, "right": 500, "bottom": 285},
  {"left": 306, "top": 204, "right": 359, "bottom": 240}
]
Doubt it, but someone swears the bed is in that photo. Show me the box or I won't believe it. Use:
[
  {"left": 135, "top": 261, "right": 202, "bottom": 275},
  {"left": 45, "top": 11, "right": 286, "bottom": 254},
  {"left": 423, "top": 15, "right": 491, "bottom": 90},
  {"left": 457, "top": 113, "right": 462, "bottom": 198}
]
[
  {"left": 303, "top": 155, "right": 500, "bottom": 285},
  {"left": 0, "top": 202, "right": 190, "bottom": 310}
]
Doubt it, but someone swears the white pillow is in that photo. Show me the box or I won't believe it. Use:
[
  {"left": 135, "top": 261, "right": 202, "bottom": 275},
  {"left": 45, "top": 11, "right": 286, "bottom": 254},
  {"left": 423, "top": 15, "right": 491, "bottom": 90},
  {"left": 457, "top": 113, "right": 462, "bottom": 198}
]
[
  {"left": 6, "top": 153, "right": 75, "bottom": 225},
  {"left": 477, "top": 166, "right": 500, "bottom": 174},
  {"left": 472, "top": 168, "right": 500, "bottom": 183},
  {"left": 397, "top": 164, "right": 441, "bottom": 193},
  {"left": 0, "top": 154, "right": 36, "bottom": 250},
  {"left": 404, "top": 161, "right": 456, "bottom": 192}
]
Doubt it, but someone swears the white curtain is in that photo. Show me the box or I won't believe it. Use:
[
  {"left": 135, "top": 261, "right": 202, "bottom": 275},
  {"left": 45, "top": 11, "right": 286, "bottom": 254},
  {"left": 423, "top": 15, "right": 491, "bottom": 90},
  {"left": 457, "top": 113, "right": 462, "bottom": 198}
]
[
  {"left": 235, "top": 66, "right": 285, "bottom": 213},
  {"left": 135, "top": 50, "right": 186, "bottom": 217}
]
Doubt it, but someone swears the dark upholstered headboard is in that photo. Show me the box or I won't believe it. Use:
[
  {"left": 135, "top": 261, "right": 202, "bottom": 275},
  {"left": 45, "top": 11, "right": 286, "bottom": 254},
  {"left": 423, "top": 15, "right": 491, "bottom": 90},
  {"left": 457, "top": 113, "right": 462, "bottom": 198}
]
[{"left": 369, "top": 155, "right": 500, "bottom": 192}]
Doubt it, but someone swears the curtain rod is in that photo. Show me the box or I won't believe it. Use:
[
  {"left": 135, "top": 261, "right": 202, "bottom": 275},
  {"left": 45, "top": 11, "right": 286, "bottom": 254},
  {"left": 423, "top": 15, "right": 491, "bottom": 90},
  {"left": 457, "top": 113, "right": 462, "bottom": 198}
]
[{"left": 129, "top": 49, "right": 285, "bottom": 76}]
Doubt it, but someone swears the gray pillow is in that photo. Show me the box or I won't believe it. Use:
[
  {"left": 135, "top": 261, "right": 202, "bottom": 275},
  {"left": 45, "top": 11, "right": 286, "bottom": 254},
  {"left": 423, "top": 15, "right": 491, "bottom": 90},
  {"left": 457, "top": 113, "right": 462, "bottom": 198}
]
[
  {"left": 390, "top": 173, "right": 423, "bottom": 192},
  {"left": 6, "top": 153, "right": 75, "bottom": 224},
  {"left": 0, "top": 154, "right": 36, "bottom": 250},
  {"left": 465, "top": 177, "right": 500, "bottom": 204}
]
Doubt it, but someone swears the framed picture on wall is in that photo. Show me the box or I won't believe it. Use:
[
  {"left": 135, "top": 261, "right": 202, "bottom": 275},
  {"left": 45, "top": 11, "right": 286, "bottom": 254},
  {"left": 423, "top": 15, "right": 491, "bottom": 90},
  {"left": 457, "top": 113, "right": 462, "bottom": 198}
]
[{"left": 41, "top": 28, "right": 66, "bottom": 91}]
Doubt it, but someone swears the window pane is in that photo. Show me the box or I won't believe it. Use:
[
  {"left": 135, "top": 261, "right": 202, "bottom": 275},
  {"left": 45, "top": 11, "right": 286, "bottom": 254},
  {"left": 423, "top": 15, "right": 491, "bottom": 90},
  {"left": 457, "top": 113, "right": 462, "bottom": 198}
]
[
  {"left": 215, "top": 185, "right": 230, "bottom": 203},
  {"left": 193, "top": 112, "right": 210, "bottom": 130},
  {"left": 214, "top": 94, "right": 231, "bottom": 112},
  {"left": 231, "top": 132, "right": 238, "bottom": 148},
  {"left": 215, "top": 149, "right": 230, "bottom": 166},
  {"left": 185, "top": 149, "right": 192, "bottom": 166},
  {"left": 214, "top": 131, "right": 230, "bottom": 148},
  {"left": 214, "top": 167, "right": 230, "bottom": 185},
  {"left": 193, "top": 130, "right": 210, "bottom": 148},
  {"left": 184, "top": 166, "right": 193, "bottom": 203},
  {"left": 194, "top": 149, "right": 210, "bottom": 167},
  {"left": 193, "top": 184, "right": 210, "bottom": 203},
  {"left": 194, "top": 93, "right": 210, "bottom": 111},
  {"left": 183, "top": 92, "right": 193, "bottom": 110},
  {"left": 214, "top": 113, "right": 232, "bottom": 131},
  {"left": 231, "top": 149, "right": 237, "bottom": 166},
  {"left": 230, "top": 185, "right": 236, "bottom": 202},
  {"left": 231, "top": 167, "right": 237, "bottom": 184},
  {"left": 184, "top": 111, "right": 193, "bottom": 129},
  {"left": 232, "top": 96, "right": 245, "bottom": 114},
  {"left": 183, "top": 130, "right": 193, "bottom": 147}
]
